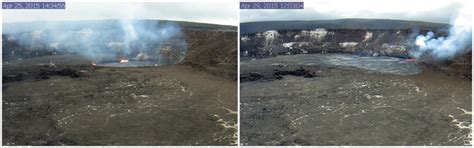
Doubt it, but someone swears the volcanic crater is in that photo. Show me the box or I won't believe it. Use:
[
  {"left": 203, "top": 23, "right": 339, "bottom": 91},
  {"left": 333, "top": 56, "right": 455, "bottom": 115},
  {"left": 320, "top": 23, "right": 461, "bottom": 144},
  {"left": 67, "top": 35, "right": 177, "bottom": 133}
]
[
  {"left": 2, "top": 20, "right": 237, "bottom": 145},
  {"left": 240, "top": 19, "right": 472, "bottom": 146}
]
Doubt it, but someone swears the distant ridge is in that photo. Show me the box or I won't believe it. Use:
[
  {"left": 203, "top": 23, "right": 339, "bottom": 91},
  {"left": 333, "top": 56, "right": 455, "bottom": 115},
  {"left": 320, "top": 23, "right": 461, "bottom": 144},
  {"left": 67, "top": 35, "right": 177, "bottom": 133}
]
[
  {"left": 3, "top": 19, "right": 237, "bottom": 34},
  {"left": 240, "top": 19, "right": 448, "bottom": 34}
]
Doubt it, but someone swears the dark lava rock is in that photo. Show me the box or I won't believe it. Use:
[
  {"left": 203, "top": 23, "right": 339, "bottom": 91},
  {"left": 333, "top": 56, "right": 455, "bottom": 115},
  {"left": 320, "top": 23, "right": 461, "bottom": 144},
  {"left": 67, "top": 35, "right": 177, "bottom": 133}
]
[
  {"left": 3, "top": 73, "right": 26, "bottom": 83},
  {"left": 35, "top": 68, "right": 82, "bottom": 80},
  {"left": 241, "top": 66, "right": 318, "bottom": 83},
  {"left": 273, "top": 67, "right": 317, "bottom": 78},
  {"left": 56, "top": 68, "right": 81, "bottom": 78},
  {"left": 241, "top": 73, "right": 264, "bottom": 82}
]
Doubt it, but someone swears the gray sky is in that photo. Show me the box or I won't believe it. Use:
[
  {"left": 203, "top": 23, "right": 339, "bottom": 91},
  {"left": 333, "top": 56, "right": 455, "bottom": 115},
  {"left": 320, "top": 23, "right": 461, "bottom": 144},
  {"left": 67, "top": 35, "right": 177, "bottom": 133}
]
[
  {"left": 2, "top": 2, "right": 238, "bottom": 26},
  {"left": 241, "top": 0, "right": 470, "bottom": 23}
]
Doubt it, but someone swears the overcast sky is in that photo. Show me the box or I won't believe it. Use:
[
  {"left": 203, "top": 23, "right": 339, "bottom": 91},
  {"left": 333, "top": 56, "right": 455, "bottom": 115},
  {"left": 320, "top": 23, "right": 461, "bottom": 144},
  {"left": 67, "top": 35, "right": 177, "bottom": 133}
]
[
  {"left": 2, "top": 2, "right": 238, "bottom": 26},
  {"left": 2, "top": 0, "right": 470, "bottom": 25},
  {"left": 241, "top": 0, "right": 471, "bottom": 24}
]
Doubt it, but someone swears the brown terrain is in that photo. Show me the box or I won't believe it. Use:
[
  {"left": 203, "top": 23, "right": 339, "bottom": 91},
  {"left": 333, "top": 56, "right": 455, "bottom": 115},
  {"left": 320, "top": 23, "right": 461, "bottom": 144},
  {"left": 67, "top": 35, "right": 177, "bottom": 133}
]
[
  {"left": 240, "top": 19, "right": 471, "bottom": 145},
  {"left": 2, "top": 20, "right": 237, "bottom": 145}
]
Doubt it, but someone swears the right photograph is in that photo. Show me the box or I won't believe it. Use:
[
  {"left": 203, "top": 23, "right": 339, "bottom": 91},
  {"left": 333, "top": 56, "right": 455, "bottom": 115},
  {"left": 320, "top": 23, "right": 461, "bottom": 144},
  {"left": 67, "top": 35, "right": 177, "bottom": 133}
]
[{"left": 240, "top": 0, "right": 472, "bottom": 146}]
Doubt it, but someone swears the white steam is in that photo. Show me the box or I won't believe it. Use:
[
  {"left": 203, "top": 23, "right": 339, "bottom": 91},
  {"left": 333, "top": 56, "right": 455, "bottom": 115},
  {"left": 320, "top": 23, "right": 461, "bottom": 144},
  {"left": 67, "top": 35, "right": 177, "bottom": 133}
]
[
  {"left": 5, "top": 20, "right": 187, "bottom": 64},
  {"left": 411, "top": 6, "right": 472, "bottom": 60}
]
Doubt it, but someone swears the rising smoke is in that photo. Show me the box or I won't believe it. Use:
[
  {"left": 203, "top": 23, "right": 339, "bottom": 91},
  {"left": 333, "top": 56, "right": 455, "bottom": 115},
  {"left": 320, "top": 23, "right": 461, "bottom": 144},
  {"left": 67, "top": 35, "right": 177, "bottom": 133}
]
[
  {"left": 410, "top": 5, "right": 472, "bottom": 61},
  {"left": 3, "top": 19, "right": 188, "bottom": 64}
]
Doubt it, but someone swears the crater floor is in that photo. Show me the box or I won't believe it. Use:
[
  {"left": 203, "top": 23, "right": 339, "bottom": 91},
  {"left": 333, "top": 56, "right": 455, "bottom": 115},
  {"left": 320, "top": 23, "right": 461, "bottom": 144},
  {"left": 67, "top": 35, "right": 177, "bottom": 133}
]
[
  {"left": 2, "top": 55, "right": 237, "bottom": 145},
  {"left": 240, "top": 54, "right": 471, "bottom": 145}
]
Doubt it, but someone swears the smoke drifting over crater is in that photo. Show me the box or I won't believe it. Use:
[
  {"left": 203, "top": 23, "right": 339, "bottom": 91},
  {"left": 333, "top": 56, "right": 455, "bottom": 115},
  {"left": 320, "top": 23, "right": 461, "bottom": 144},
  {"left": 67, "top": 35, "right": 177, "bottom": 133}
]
[
  {"left": 5, "top": 20, "right": 187, "bottom": 64},
  {"left": 411, "top": 5, "right": 472, "bottom": 61}
]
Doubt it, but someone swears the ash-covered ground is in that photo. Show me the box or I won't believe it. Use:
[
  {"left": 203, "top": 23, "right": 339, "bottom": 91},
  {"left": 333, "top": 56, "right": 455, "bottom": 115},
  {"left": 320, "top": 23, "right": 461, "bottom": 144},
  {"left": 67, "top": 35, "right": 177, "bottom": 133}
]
[
  {"left": 240, "top": 54, "right": 471, "bottom": 145},
  {"left": 2, "top": 20, "right": 237, "bottom": 145},
  {"left": 240, "top": 19, "right": 471, "bottom": 146}
]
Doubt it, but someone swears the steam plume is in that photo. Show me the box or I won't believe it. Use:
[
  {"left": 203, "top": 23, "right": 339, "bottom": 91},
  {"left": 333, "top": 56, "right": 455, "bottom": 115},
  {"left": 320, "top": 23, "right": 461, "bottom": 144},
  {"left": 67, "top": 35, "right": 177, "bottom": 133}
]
[
  {"left": 410, "top": 5, "right": 472, "bottom": 61},
  {"left": 4, "top": 20, "right": 187, "bottom": 64}
]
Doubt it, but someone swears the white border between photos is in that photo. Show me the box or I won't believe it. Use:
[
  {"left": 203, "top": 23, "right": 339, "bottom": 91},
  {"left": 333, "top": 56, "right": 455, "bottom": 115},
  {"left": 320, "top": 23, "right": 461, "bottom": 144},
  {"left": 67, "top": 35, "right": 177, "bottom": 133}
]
[{"left": 1, "top": 0, "right": 473, "bottom": 147}]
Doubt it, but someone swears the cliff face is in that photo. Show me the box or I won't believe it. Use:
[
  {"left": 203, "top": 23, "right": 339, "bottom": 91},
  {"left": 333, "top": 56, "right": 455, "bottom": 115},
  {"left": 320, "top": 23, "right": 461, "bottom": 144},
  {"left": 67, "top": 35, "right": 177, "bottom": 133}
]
[
  {"left": 240, "top": 28, "right": 471, "bottom": 80},
  {"left": 183, "top": 30, "right": 237, "bottom": 80},
  {"left": 2, "top": 20, "right": 238, "bottom": 80},
  {"left": 241, "top": 28, "right": 442, "bottom": 58}
]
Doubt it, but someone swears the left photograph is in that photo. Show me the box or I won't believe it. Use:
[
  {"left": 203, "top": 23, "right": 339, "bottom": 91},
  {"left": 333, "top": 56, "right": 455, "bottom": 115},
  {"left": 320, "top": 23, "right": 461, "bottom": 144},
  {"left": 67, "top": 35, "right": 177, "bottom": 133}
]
[{"left": 2, "top": 2, "right": 238, "bottom": 145}]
